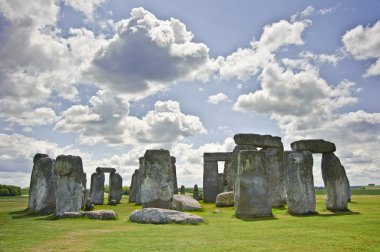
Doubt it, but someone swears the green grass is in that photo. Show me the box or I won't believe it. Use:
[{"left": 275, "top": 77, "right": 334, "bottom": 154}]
[{"left": 1, "top": 193, "right": 380, "bottom": 251}]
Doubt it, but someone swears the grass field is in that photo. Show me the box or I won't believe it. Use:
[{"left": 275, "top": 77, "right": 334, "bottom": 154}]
[{"left": 1, "top": 191, "right": 380, "bottom": 251}]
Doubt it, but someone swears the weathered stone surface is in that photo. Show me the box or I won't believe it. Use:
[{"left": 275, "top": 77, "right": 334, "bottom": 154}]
[
  {"left": 81, "top": 173, "right": 87, "bottom": 209},
  {"left": 216, "top": 191, "right": 234, "bottom": 207},
  {"left": 203, "top": 152, "right": 233, "bottom": 162},
  {"left": 291, "top": 139, "right": 336, "bottom": 153},
  {"left": 129, "top": 169, "right": 139, "bottom": 203},
  {"left": 96, "top": 167, "right": 116, "bottom": 173},
  {"left": 171, "top": 156, "right": 178, "bottom": 194},
  {"left": 193, "top": 184, "right": 199, "bottom": 201},
  {"left": 203, "top": 161, "right": 219, "bottom": 203},
  {"left": 84, "top": 197, "right": 94, "bottom": 211},
  {"left": 234, "top": 150, "right": 272, "bottom": 218},
  {"left": 234, "top": 133, "right": 283, "bottom": 148},
  {"left": 223, "top": 160, "right": 233, "bottom": 192},
  {"left": 284, "top": 151, "right": 316, "bottom": 215},
  {"left": 129, "top": 208, "right": 204, "bottom": 224},
  {"left": 171, "top": 194, "right": 202, "bottom": 211},
  {"left": 135, "top": 157, "right": 144, "bottom": 205},
  {"left": 58, "top": 211, "right": 85, "bottom": 218},
  {"left": 90, "top": 172, "right": 105, "bottom": 205},
  {"left": 28, "top": 155, "right": 56, "bottom": 214},
  {"left": 322, "top": 153, "right": 350, "bottom": 211},
  {"left": 54, "top": 155, "right": 84, "bottom": 215},
  {"left": 263, "top": 147, "right": 286, "bottom": 207},
  {"left": 180, "top": 185, "right": 186, "bottom": 195},
  {"left": 344, "top": 173, "right": 351, "bottom": 202},
  {"left": 108, "top": 199, "right": 117, "bottom": 205},
  {"left": 141, "top": 150, "right": 173, "bottom": 209},
  {"left": 218, "top": 173, "right": 224, "bottom": 194},
  {"left": 109, "top": 172, "right": 122, "bottom": 204},
  {"left": 86, "top": 210, "right": 116, "bottom": 220}
]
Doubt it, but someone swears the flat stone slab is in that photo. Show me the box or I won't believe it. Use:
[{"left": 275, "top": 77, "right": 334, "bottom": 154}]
[
  {"left": 129, "top": 208, "right": 204, "bottom": 224},
  {"left": 234, "top": 134, "right": 283, "bottom": 148},
  {"left": 171, "top": 195, "right": 202, "bottom": 211},
  {"left": 96, "top": 167, "right": 116, "bottom": 173},
  {"left": 291, "top": 139, "right": 336, "bottom": 153},
  {"left": 58, "top": 210, "right": 116, "bottom": 220},
  {"left": 203, "top": 152, "right": 233, "bottom": 162},
  {"left": 216, "top": 191, "right": 234, "bottom": 207}
]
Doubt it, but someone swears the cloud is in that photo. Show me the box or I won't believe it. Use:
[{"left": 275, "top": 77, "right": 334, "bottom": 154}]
[
  {"left": 207, "top": 93, "right": 229, "bottom": 104},
  {"left": 301, "top": 6, "right": 315, "bottom": 17},
  {"left": 86, "top": 7, "right": 216, "bottom": 100},
  {"left": 342, "top": 20, "right": 380, "bottom": 77},
  {"left": 63, "top": 0, "right": 107, "bottom": 21}
]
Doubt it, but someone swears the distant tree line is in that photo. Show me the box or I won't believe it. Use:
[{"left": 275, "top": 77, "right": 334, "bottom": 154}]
[{"left": 0, "top": 184, "right": 22, "bottom": 196}]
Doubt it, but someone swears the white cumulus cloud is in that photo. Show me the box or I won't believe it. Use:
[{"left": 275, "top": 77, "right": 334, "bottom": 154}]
[{"left": 207, "top": 93, "right": 229, "bottom": 104}]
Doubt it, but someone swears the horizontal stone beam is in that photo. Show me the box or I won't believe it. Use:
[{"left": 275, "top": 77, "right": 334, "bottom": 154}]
[
  {"left": 203, "top": 152, "right": 233, "bottom": 162},
  {"left": 233, "top": 133, "right": 283, "bottom": 148},
  {"left": 96, "top": 167, "right": 116, "bottom": 173},
  {"left": 291, "top": 139, "right": 336, "bottom": 153}
]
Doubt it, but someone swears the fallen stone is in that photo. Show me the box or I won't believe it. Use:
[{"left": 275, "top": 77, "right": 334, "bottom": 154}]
[
  {"left": 28, "top": 154, "right": 56, "bottom": 214},
  {"left": 290, "top": 139, "right": 336, "bottom": 153},
  {"left": 129, "top": 208, "right": 204, "bottom": 224},
  {"left": 233, "top": 133, "right": 283, "bottom": 148},
  {"left": 58, "top": 211, "right": 85, "bottom": 218},
  {"left": 109, "top": 172, "right": 122, "bottom": 204},
  {"left": 86, "top": 210, "right": 116, "bottom": 220},
  {"left": 96, "top": 167, "right": 116, "bottom": 173},
  {"left": 284, "top": 151, "right": 316, "bottom": 215},
  {"left": 90, "top": 171, "right": 105, "bottom": 205},
  {"left": 235, "top": 150, "right": 272, "bottom": 218},
  {"left": 171, "top": 194, "right": 202, "bottom": 211},
  {"left": 108, "top": 199, "right": 117, "bottom": 205},
  {"left": 216, "top": 191, "right": 234, "bottom": 207},
  {"left": 54, "top": 155, "right": 84, "bottom": 215}
]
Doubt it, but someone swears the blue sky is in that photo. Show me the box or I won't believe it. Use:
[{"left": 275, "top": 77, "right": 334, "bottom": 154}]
[{"left": 0, "top": 0, "right": 379, "bottom": 188}]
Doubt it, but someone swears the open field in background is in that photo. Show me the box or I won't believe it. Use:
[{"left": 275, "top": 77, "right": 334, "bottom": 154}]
[{"left": 1, "top": 192, "right": 380, "bottom": 251}]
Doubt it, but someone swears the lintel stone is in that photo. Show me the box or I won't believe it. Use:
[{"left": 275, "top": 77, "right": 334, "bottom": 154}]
[
  {"left": 233, "top": 133, "right": 283, "bottom": 148},
  {"left": 203, "top": 152, "right": 233, "bottom": 162},
  {"left": 291, "top": 139, "right": 336, "bottom": 153},
  {"left": 96, "top": 167, "right": 116, "bottom": 173}
]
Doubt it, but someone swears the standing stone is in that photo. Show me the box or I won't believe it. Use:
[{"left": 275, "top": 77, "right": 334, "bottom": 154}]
[
  {"left": 129, "top": 169, "right": 138, "bottom": 203},
  {"left": 193, "top": 184, "right": 199, "bottom": 201},
  {"left": 28, "top": 154, "right": 56, "bottom": 214},
  {"left": 234, "top": 150, "right": 272, "bottom": 218},
  {"left": 171, "top": 156, "right": 178, "bottom": 194},
  {"left": 284, "top": 151, "right": 316, "bottom": 215},
  {"left": 180, "top": 185, "right": 186, "bottom": 195},
  {"left": 322, "top": 153, "right": 349, "bottom": 211},
  {"left": 90, "top": 171, "right": 105, "bottom": 205},
  {"left": 141, "top": 149, "right": 173, "bottom": 209},
  {"left": 135, "top": 157, "right": 144, "bottom": 205},
  {"left": 218, "top": 173, "right": 224, "bottom": 194},
  {"left": 109, "top": 172, "right": 123, "bottom": 204},
  {"left": 203, "top": 160, "right": 218, "bottom": 202},
  {"left": 82, "top": 172, "right": 87, "bottom": 209},
  {"left": 223, "top": 160, "right": 233, "bottom": 192},
  {"left": 263, "top": 147, "right": 286, "bottom": 207},
  {"left": 54, "top": 155, "right": 84, "bottom": 215}
]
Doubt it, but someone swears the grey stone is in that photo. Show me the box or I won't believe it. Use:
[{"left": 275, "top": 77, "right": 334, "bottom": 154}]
[
  {"left": 135, "top": 157, "right": 144, "bottom": 205},
  {"left": 84, "top": 197, "right": 94, "bottom": 211},
  {"left": 33, "top": 153, "right": 49, "bottom": 164},
  {"left": 193, "top": 184, "right": 199, "bottom": 201},
  {"left": 322, "top": 153, "right": 350, "bottom": 211},
  {"left": 291, "top": 139, "right": 336, "bottom": 153},
  {"left": 216, "top": 191, "right": 234, "bottom": 207},
  {"left": 223, "top": 160, "right": 233, "bottom": 192},
  {"left": 171, "top": 156, "right": 178, "bottom": 194},
  {"left": 96, "top": 167, "right": 116, "bottom": 173},
  {"left": 109, "top": 172, "right": 122, "bottom": 204},
  {"left": 108, "top": 199, "right": 117, "bottom": 205},
  {"left": 203, "top": 152, "right": 233, "bottom": 162},
  {"left": 284, "top": 151, "right": 316, "bottom": 215},
  {"left": 203, "top": 160, "right": 219, "bottom": 202},
  {"left": 28, "top": 155, "right": 56, "bottom": 214},
  {"left": 58, "top": 211, "right": 85, "bottom": 218},
  {"left": 234, "top": 150, "right": 272, "bottom": 218},
  {"left": 218, "top": 173, "right": 224, "bottom": 194},
  {"left": 234, "top": 133, "right": 283, "bottom": 148},
  {"left": 171, "top": 194, "right": 202, "bottom": 211},
  {"left": 344, "top": 173, "right": 351, "bottom": 202},
  {"left": 54, "top": 155, "right": 84, "bottom": 215},
  {"left": 180, "top": 185, "right": 186, "bottom": 195},
  {"left": 90, "top": 172, "right": 105, "bottom": 205},
  {"left": 86, "top": 210, "right": 116, "bottom": 220},
  {"left": 129, "top": 208, "right": 204, "bottom": 224},
  {"left": 129, "top": 169, "right": 139, "bottom": 203},
  {"left": 141, "top": 150, "right": 173, "bottom": 209},
  {"left": 263, "top": 147, "right": 286, "bottom": 207},
  {"left": 81, "top": 173, "right": 87, "bottom": 209}
]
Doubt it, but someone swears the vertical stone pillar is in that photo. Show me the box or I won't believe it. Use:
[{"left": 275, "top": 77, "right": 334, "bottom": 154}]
[
  {"left": 28, "top": 154, "right": 56, "bottom": 214},
  {"left": 141, "top": 149, "right": 173, "bottom": 209},
  {"left": 230, "top": 145, "right": 257, "bottom": 193},
  {"left": 263, "top": 147, "right": 286, "bottom": 207},
  {"left": 90, "top": 171, "right": 105, "bottom": 205},
  {"left": 54, "top": 155, "right": 84, "bottom": 215},
  {"left": 284, "top": 151, "right": 316, "bottom": 215},
  {"left": 135, "top": 157, "right": 144, "bottom": 205},
  {"left": 193, "top": 184, "right": 199, "bottom": 200},
  {"left": 171, "top": 156, "right": 178, "bottom": 194},
  {"left": 321, "top": 153, "right": 349, "bottom": 211},
  {"left": 203, "top": 161, "right": 219, "bottom": 203},
  {"left": 218, "top": 173, "right": 224, "bottom": 194},
  {"left": 129, "top": 169, "right": 138, "bottom": 203},
  {"left": 234, "top": 150, "right": 272, "bottom": 218},
  {"left": 109, "top": 172, "right": 123, "bottom": 204},
  {"left": 180, "top": 185, "right": 186, "bottom": 195},
  {"left": 223, "top": 160, "right": 233, "bottom": 192}
]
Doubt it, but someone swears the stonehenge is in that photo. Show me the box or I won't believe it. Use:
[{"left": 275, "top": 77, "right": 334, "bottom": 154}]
[
  {"left": 89, "top": 167, "right": 122, "bottom": 205},
  {"left": 109, "top": 172, "right": 123, "bottom": 204}
]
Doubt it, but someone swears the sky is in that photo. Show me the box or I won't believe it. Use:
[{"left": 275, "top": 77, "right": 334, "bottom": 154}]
[{"left": 0, "top": 0, "right": 379, "bottom": 188}]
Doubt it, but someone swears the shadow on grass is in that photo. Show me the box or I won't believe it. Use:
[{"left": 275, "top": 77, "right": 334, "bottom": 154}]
[
  {"left": 9, "top": 209, "right": 58, "bottom": 220},
  {"left": 234, "top": 215, "right": 278, "bottom": 222},
  {"left": 290, "top": 209, "right": 360, "bottom": 218}
]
